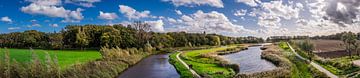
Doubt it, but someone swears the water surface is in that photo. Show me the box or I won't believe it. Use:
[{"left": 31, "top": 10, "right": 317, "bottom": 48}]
[
  {"left": 221, "top": 45, "right": 276, "bottom": 74},
  {"left": 118, "top": 53, "right": 180, "bottom": 78}
]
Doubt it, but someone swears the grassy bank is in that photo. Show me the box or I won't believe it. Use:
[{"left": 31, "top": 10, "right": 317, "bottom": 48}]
[
  {"left": 0, "top": 48, "right": 101, "bottom": 69},
  {"left": 278, "top": 42, "right": 328, "bottom": 78},
  {"left": 169, "top": 52, "right": 194, "bottom": 78},
  {"left": 180, "top": 45, "right": 238, "bottom": 78}
]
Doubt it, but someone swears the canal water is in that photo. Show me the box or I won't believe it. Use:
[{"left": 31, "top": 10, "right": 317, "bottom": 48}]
[
  {"left": 221, "top": 45, "right": 277, "bottom": 74},
  {"left": 117, "top": 53, "right": 180, "bottom": 78}
]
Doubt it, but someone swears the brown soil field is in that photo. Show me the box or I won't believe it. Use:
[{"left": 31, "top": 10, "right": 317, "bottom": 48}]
[
  {"left": 311, "top": 40, "right": 350, "bottom": 58},
  {"left": 311, "top": 40, "right": 345, "bottom": 52},
  {"left": 296, "top": 40, "right": 354, "bottom": 58}
]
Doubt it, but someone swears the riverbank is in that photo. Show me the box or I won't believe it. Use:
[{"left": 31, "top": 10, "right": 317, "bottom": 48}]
[
  {"left": 171, "top": 45, "right": 242, "bottom": 78},
  {"left": 234, "top": 44, "right": 291, "bottom": 78}
]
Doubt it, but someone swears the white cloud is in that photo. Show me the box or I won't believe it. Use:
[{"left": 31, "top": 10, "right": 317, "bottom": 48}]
[
  {"left": 25, "top": 0, "right": 62, "bottom": 6},
  {"left": 175, "top": 10, "right": 182, "bottom": 15},
  {"left": 98, "top": 11, "right": 118, "bottom": 20},
  {"left": 8, "top": 27, "right": 20, "bottom": 30},
  {"left": 21, "top": 0, "right": 84, "bottom": 22},
  {"left": 234, "top": 9, "right": 247, "bottom": 16},
  {"left": 65, "top": 0, "right": 101, "bottom": 7},
  {"left": 260, "top": 1, "right": 301, "bottom": 20},
  {"left": 1, "top": 16, "right": 12, "bottom": 23},
  {"left": 145, "top": 20, "right": 165, "bottom": 32},
  {"left": 166, "top": 10, "right": 254, "bottom": 36},
  {"left": 167, "top": 17, "right": 177, "bottom": 23},
  {"left": 236, "top": 0, "right": 259, "bottom": 7},
  {"left": 119, "top": 5, "right": 154, "bottom": 20},
  {"left": 257, "top": 13, "right": 281, "bottom": 28},
  {"left": 50, "top": 24, "right": 59, "bottom": 27},
  {"left": 162, "top": 0, "right": 224, "bottom": 8}
]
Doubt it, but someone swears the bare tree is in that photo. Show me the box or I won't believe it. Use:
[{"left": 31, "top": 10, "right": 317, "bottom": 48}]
[{"left": 131, "top": 21, "right": 152, "bottom": 47}]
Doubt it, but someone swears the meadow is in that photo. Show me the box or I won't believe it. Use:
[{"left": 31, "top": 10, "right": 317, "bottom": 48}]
[
  {"left": 180, "top": 45, "right": 239, "bottom": 78},
  {"left": 0, "top": 48, "right": 101, "bottom": 69}
]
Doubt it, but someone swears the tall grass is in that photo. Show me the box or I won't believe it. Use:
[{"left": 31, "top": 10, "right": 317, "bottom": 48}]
[{"left": 0, "top": 48, "right": 61, "bottom": 78}]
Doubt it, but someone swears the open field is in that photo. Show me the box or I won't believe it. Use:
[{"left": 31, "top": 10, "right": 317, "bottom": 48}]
[
  {"left": 0, "top": 48, "right": 101, "bottom": 69},
  {"left": 294, "top": 40, "right": 354, "bottom": 58}
]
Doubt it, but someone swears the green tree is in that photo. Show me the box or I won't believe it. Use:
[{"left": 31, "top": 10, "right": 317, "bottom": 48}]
[
  {"left": 341, "top": 32, "right": 357, "bottom": 60},
  {"left": 75, "top": 27, "right": 89, "bottom": 50},
  {"left": 210, "top": 36, "right": 221, "bottom": 46}
]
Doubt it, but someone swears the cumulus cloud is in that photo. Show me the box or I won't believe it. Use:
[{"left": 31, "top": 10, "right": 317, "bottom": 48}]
[
  {"left": 166, "top": 10, "right": 254, "bottom": 36},
  {"left": 234, "top": 9, "right": 247, "bottom": 16},
  {"left": 98, "top": 11, "right": 118, "bottom": 20},
  {"left": 236, "top": 0, "right": 260, "bottom": 7},
  {"left": 257, "top": 13, "right": 281, "bottom": 28},
  {"left": 260, "top": 1, "right": 301, "bottom": 20},
  {"left": 21, "top": 0, "right": 84, "bottom": 22},
  {"left": 319, "top": 0, "right": 360, "bottom": 26},
  {"left": 162, "top": 0, "right": 224, "bottom": 8},
  {"left": 1, "top": 16, "right": 12, "bottom": 23},
  {"left": 119, "top": 5, "right": 154, "bottom": 20},
  {"left": 145, "top": 20, "right": 165, "bottom": 32},
  {"left": 65, "top": 0, "right": 101, "bottom": 7}
]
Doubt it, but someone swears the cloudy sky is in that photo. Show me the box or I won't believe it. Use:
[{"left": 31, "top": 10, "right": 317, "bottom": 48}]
[{"left": 1, "top": 0, "right": 360, "bottom": 37}]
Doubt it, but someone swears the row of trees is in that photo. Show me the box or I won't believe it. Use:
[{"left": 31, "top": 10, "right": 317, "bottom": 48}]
[{"left": 0, "top": 22, "right": 264, "bottom": 50}]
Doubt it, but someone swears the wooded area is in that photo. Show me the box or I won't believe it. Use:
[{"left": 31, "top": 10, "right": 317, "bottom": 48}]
[{"left": 0, "top": 22, "right": 263, "bottom": 50}]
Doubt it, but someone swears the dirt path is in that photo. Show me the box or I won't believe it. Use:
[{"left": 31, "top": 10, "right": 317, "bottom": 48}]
[
  {"left": 287, "top": 42, "right": 338, "bottom": 78},
  {"left": 176, "top": 51, "right": 202, "bottom": 78}
]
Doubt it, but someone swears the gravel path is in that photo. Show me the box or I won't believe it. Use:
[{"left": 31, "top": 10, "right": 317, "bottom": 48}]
[
  {"left": 287, "top": 42, "right": 338, "bottom": 78},
  {"left": 176, "top": 51, "right": 202, "bottom": 78}
]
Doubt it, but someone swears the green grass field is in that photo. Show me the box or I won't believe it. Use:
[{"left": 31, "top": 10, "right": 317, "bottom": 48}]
[
  {"left": 181, "top": 46, "right": 237, "bottom": 78},
  {"left": 0, "top": 48, "right": 101, "bottom": 69}
]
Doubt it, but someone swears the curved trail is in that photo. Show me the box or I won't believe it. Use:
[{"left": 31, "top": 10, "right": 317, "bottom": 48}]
[
  {"left": 176, "top": 51, "right": 202, "bottom": 78},
  {"left": 287, "top": 42, "right": 338, "bottom": 78}
]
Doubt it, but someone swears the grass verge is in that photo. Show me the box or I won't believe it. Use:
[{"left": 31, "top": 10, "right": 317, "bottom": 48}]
[{"left": 169, "top": 52, "right": 194, "bottom": 78}]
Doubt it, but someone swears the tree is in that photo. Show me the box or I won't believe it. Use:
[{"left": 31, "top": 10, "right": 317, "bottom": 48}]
[
  {"left": 75, "top": 27, "right": 89, "bottom": 50},
  {"left": 210, "top": 36, "right": 221, "bottom": 46},
  {"left": 341, "top": 32, "right": 357, "bottom": 60},
  {"left": 131, "top": 21, "right": 152, "bottom": 47}
]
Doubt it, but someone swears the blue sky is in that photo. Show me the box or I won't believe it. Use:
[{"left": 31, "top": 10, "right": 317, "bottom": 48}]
[{"left": 1, "top": 0, "right": 360, "bottom": 37}]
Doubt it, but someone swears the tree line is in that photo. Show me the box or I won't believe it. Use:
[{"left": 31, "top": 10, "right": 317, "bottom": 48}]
[{"left": 0, "top": 22, "right": 264, "bottom": 50}]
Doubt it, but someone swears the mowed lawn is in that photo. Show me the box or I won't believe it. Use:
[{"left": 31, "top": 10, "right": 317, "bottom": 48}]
[{"left": 0, "top": 48, "right": 101, "bottom": 69}]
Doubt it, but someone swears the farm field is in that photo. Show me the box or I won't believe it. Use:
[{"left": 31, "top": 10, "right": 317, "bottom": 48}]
[
  {"left": 0, "top": 48, "right": 102, "bottom": 69},
  {"left": 296, "top": 40, "right": 355, "bottom": 58}
]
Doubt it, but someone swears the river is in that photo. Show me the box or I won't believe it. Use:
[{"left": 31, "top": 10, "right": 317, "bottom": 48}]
[
  {"left": 117, "top": 53, "right": 180, "bottom": 78},
  {"left": 221, "top": 45, "right": 277, "bottom": 74}
]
